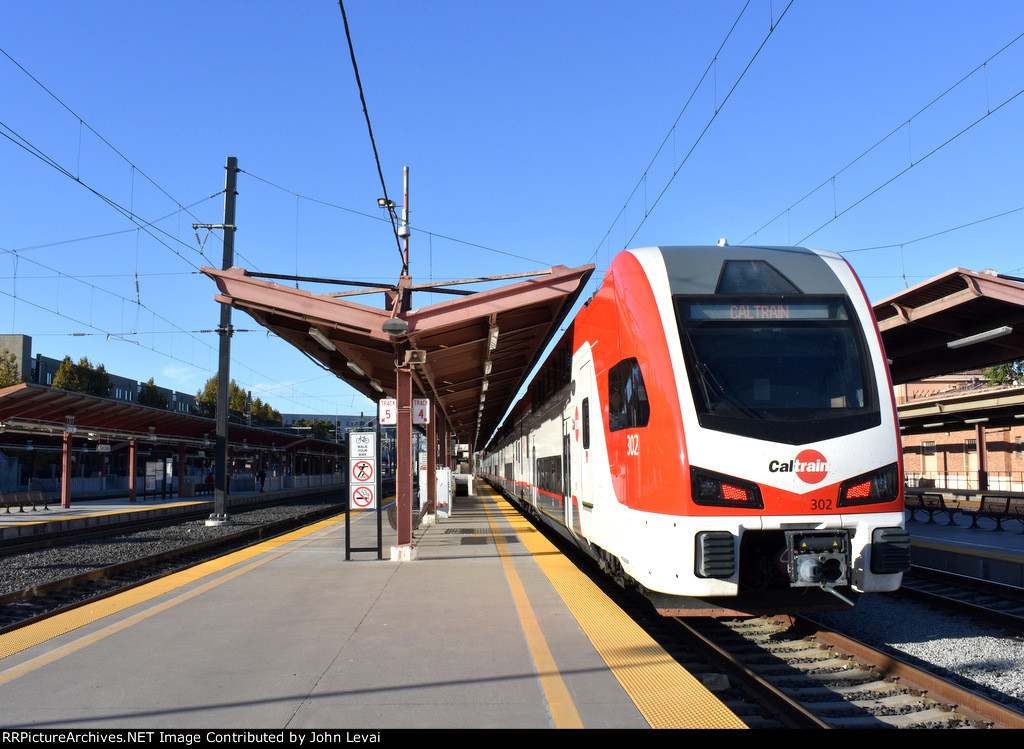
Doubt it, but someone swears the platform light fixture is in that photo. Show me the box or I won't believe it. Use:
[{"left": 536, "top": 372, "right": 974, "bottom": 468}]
[
  {"left": 347, "top": 361, "right": 366, "bottom": 377},
  {"left": 488, "top": 325, "right": 499, "bottom": 351},
  {"left": 383, "top": 317, "right": 409, "bottom": 340},
  {"left": 947, "top": 326, "right": 1013, "bottom": 349},
  {"left": 309, "top": 326, "right": 337, "bottom": 352}
]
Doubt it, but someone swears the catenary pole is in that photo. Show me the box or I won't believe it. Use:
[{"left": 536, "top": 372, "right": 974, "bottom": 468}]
[{"left": 196, "top": 157, "right": 238, "bottom": 525}]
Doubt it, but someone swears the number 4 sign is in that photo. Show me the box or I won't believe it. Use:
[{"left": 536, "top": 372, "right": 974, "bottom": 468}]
[{"left": 413, "top": 398, "right": 430, "bottom": 425}]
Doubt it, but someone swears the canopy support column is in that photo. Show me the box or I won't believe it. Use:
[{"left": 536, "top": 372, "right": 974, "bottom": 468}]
[{"left": 391, "top": 363, "right": 417, "bottom": 560}]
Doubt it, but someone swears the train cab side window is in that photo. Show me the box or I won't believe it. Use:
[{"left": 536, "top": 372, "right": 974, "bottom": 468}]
[
  {"left": 582, "top": 398, "right": 590, "bottom": 449},
  {"left": 608, "top": 358, "right": 650, "bottom": 432}
]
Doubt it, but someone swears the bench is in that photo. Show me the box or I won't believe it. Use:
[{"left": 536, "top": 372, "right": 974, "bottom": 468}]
[
  {"left": 958, "top": 492, "right": 1024, "bottom": 533},
  {"left": 0, "top": 491, "right": 49, "bottom": 513},
  {"left": 905, "top": 491, "right": 956, "bottom": 524}
]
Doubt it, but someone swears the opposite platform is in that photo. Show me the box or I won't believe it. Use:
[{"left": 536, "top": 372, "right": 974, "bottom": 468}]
[
  {"left": 0, "top": 485, "right": 345, "bottom": 542},
  {"left": 0, "top": 485, "right": 744, "bottom": 730},
  {"left": 907, "top": 512, "right": 1024, "bottom": 587}
]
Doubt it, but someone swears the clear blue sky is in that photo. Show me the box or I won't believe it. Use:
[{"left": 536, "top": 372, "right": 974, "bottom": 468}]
[{"left": 2, "top": 1, "right": 1022, "bottom": 420}]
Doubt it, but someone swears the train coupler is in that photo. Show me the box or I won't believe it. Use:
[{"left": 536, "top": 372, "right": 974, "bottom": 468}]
[{"left": 784, "top": 530, "right": 852, "bottom": 604}]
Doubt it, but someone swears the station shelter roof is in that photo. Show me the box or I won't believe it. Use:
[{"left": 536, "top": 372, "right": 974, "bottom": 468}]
[
  {"left": 873, "top": 268, "right": 1024, "bottom": 385},
  {"left": 0, "top": 382, "right": 343, "bottom": 458},
  {"left": 200, "top": 263, "right": 594, "bottom": 451},
  {"left": 894, "top": 382, "right": 1024, "bottom": 437}
]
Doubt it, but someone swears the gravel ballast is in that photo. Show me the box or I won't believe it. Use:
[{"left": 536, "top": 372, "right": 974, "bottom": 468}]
[{"left": 813, "top": 592, "right": 1024, "bottom": 714}]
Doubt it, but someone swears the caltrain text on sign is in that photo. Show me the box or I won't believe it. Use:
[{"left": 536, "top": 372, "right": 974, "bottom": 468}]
[{"left": 729, "top": 304, "right": 790, "bottom": 320}]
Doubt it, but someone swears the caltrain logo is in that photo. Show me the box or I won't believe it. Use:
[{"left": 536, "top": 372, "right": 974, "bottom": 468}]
[{"left": 768, "top": 450, "right": 829, "bottom": 484}]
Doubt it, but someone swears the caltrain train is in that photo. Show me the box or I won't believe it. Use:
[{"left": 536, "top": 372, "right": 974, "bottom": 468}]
[{"left": 480, "top": 245, "right": 910, "bottom": 616}]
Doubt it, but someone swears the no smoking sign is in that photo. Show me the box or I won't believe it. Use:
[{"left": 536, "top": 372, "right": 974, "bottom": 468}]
[{"left": 351, "top": 484, "right": 375, "bottom": 509}]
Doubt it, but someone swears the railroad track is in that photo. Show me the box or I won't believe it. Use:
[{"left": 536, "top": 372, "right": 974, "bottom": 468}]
[
  {"left": 675, "top": 614, "right": 1024, "bottom": 728},
  {"left": 508, "top": 502, "right": 1024, "bottom": 728},
  {"left": 0, "top": 482, "right": 395, "bottom": 555},
  {"left": 898, "top": 567, "right": 1024, "bottom": 630}
]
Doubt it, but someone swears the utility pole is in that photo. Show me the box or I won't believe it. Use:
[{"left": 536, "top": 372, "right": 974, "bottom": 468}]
[{"left": 195, "top": 156, "right": 238, "bottom": 526}]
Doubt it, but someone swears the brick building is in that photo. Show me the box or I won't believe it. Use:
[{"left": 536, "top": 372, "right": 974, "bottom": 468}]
[{"left": 898, "top": 372, "right": 1024, "bottom": 491}]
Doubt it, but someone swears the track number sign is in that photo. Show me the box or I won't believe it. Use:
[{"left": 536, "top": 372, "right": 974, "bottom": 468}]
[
  {"left": 413, "top": 398, "right": 430, "bottom": 425},
  {"left": 379, "top": 398, "right": 397, "bottom": 425}
]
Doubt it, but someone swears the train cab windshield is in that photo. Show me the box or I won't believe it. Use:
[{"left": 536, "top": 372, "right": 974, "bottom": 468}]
[{"left": 674, "top": 295, "right": 881, "bottom": 445}]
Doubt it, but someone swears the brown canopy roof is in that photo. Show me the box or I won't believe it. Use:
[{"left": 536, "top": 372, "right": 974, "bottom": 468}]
[
  {"left": 0, "top": 382, "right": 342, "bottom": 456},
  {"left": 201, "top": 263, "right": 594, "bottom": 449},
  {"left": 874, "top": 268, "right": 1024, "bottom": 384}
]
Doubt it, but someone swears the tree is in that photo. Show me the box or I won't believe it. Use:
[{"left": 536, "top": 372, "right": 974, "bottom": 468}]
[
  {"left": 51, "top": 356, "right": 82, "bottom": 392},
  {"left": 983, "top": 361, "right": 1024, "bottom": 386},
  {"left": 50, "top": 356, "right": 112, "bottom": 397},
  {"left": 138, "top": 378, "right": 169, "bottom": 409},
  {"left": 0, "top": 348, "right": 22, "bottom": 388},
  {"left": 193, "top": 375, "right": 268, "bottom": 420},
  {"left": 294, "top": 418, "right": 332, "bottom": 441},
  {"left": 251, "top": 397, "right": 283, "bottom": 427},
  {"left": 77, "top": 357, "right": 111, "bottom": 397}
]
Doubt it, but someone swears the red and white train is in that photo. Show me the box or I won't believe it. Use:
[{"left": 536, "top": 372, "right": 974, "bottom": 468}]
[{"left": 480, "top": 245, "right": 910, "bottom": 616}]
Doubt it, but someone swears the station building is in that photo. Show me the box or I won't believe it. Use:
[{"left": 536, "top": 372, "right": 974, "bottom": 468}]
[{"left": 897, "top": 372, "right": 1024, "bottom": 492}]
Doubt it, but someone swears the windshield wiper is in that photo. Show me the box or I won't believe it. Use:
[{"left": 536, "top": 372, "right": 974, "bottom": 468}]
[{"left": 696, "top": 362, "right": 765, "bottom": 420}]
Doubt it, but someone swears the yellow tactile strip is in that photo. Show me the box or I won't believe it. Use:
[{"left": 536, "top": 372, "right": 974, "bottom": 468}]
[
  {"left": 0, "top": 513, "right": 349, "bottom": 667},
  {"left": 481, "top": 486, "right": 747, "bottom": 730},
  {"left": 481, "top": 495, "right": 583, "bottom": 728}
]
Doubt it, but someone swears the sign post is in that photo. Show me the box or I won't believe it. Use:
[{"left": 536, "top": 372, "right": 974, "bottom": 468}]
[{"left": 345, "top": 427, "right": 382, "bottom": 559}]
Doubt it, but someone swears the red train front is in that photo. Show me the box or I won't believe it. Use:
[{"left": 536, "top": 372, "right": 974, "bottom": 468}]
[{"left": 482, "top": 245, "right": 910, "bottom": 616}]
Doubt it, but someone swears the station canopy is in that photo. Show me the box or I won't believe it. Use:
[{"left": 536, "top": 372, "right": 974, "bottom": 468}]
[
  {"left": 0, "top": 382, "right": 343, "bottom": 457},
  {"left": 873, "top": 268, "right": 1024, "bottom": 385},
  {"left": 201, "top": 263, "right": 594, "bottom": 450}
]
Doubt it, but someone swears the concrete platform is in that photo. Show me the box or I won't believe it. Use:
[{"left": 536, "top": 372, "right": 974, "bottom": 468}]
[
  {"left": 0, "top": 486, "right": 744, "bottom": 730},
  {"left": 907, "top": 511, "right": 1024, "bottom": 587}
]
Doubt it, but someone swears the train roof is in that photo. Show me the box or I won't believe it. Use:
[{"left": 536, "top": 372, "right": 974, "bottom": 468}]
[{"left": 637, "top": 245, "right": 848, "bottom": 296}]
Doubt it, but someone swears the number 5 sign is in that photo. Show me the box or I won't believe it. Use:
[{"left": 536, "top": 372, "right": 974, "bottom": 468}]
[
  {"left": 379, "top": 398, "right": 397, "bottom": 425},
  {"left": 413, "top": 398, "right": 430, "bottom": 425}
]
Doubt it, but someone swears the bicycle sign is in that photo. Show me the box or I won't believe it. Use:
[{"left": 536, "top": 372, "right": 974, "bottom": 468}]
[{"left": 349, "top": 431, "right": 375, "bottom": 458}]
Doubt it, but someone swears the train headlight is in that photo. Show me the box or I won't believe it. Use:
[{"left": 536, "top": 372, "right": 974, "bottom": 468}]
[
  {"left": 690, "top": 467, "right": 763, "bottom": 509},
  {"left": 838, "top": 463, "right": 900, "bottom": 507}
]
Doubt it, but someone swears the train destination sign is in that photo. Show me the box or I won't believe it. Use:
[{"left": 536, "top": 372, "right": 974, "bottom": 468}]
[{"left": 684, "top": 301, "right": 847, "bottom": 322}]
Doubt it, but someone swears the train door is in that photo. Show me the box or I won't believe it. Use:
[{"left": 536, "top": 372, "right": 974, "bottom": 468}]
[
  {"left": 562, "top": 416, "right": 572, "bottom": 528},
  {"left": 569, "top": 354, "right": 594, "bottom": 535},
  {"left": 527, "top": 434, "right": 535, "bottom": 508}
]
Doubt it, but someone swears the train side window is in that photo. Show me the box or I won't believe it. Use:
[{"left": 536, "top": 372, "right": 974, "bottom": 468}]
[
  {"left": 582, "top": 397, "right": 590, "bottom": 449},
  {"left": 608, "top": 358, "right": 650, "bottom": 432}
]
